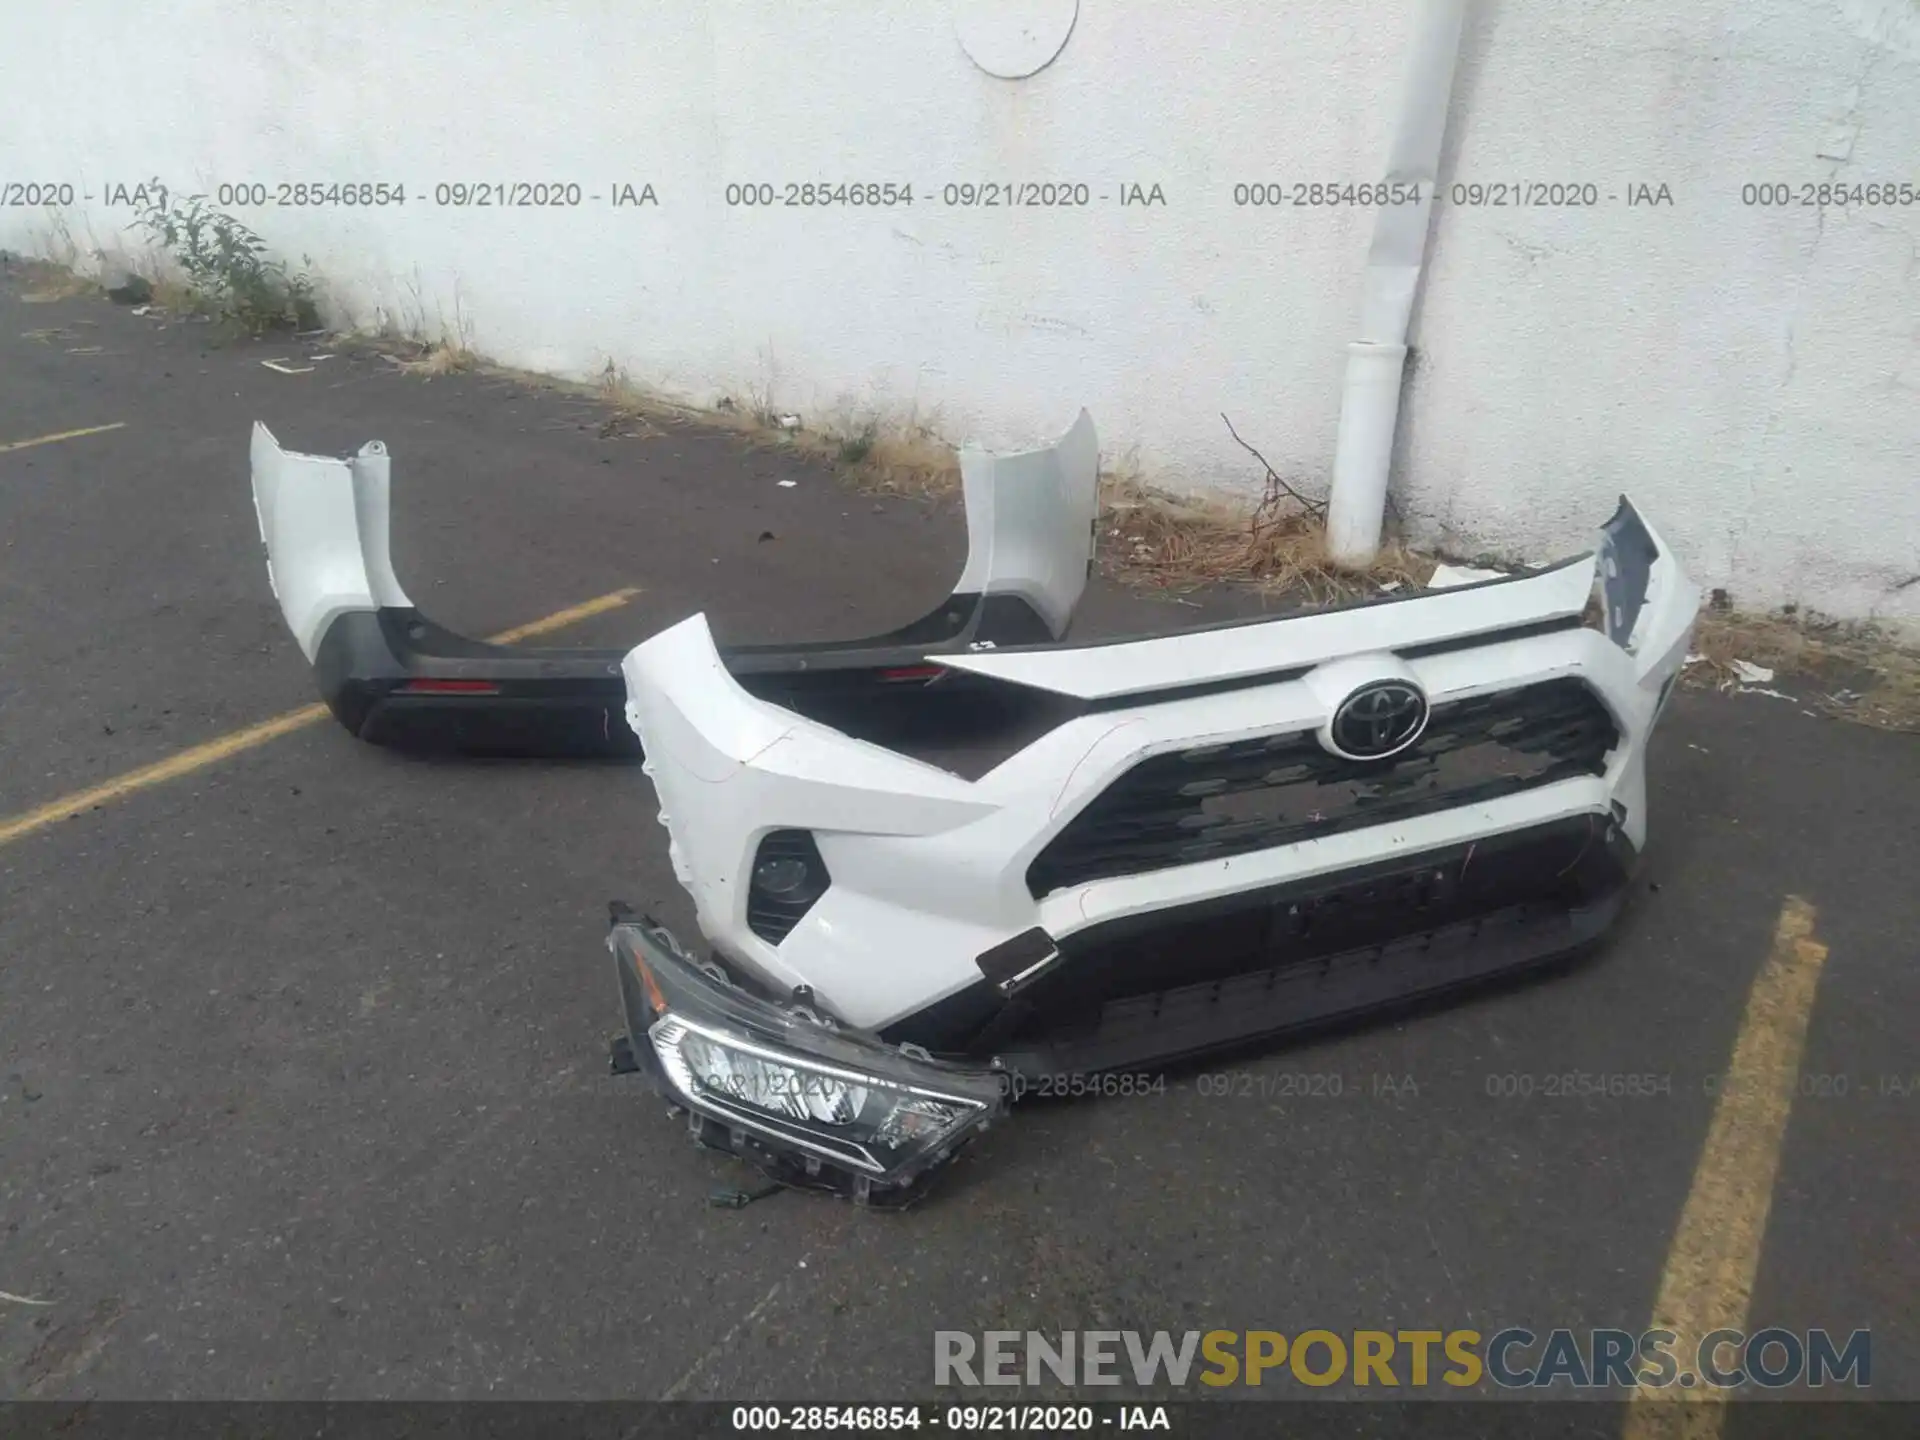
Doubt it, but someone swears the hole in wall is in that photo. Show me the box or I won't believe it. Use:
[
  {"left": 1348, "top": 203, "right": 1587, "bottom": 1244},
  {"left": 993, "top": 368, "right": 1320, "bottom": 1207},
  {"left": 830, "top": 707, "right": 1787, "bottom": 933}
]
[{"left": 954, "top": 0, "right": 1080, "bottom": 79}]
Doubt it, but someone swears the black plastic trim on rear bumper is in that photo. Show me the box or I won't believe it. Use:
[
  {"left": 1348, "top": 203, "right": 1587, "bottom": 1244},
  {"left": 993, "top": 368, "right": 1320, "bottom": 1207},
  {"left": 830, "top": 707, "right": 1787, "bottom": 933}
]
[{"left": 310, "top": 591, "right": 1058, "bottom": 758}]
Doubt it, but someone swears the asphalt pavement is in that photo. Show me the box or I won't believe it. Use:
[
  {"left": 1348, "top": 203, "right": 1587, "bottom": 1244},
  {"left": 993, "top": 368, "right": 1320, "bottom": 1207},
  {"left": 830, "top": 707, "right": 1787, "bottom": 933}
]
[{"left": 1, "top": 272, "right": 1915, "bottom": 1413}]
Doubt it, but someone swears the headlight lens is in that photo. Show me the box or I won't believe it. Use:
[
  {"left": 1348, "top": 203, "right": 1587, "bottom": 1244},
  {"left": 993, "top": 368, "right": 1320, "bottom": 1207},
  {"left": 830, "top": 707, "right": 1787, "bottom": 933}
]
[
  {"left": 679, "top": 1028, "right": 869, "bottom": 1125},
  {"left": 649, "top": 1013, "right": 996, "bottom": 1179},
  {"left": 612, "top": 916, "right": 1005, "bottom": 1196}
]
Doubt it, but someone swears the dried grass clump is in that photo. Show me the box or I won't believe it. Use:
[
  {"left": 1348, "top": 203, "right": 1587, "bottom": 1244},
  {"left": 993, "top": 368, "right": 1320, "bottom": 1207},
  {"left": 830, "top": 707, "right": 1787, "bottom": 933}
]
[
  {"left": 1101, "top": 474, "right": 1427, "bottom": 603},
  {"left": 17, "top": 264, "right": 100, "bottom": 303},
  {"left": 388, "top": 340, "right": 479, "bottom": 376},
  {"left": 1688, "top": 607, "right": 1920, "bottom": 730},
  {"left": 822, "top": 423, "right": 962, "bottom": 498},
  {"left": 694, "top": 397, "right": 965, "bottom": 499},
  {"left": 1098, "top": 415, "right": 1430, "bottom": 604}
]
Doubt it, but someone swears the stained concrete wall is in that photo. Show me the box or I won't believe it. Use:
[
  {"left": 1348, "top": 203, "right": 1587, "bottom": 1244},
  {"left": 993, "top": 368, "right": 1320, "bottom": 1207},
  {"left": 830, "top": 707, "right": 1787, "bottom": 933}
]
[{"left": 4, "top": 0, "right": 1917, "bottom": 624}]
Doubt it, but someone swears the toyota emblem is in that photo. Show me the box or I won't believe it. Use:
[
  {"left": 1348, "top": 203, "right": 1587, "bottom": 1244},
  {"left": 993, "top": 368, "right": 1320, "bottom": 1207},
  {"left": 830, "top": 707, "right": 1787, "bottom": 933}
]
[{"left": 1327, "top": 680, "right": 1429, "bottom": 760}]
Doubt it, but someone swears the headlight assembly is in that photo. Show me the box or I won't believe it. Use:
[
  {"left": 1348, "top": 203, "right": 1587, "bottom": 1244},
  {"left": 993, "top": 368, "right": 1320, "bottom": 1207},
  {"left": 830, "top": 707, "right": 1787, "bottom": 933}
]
[
  {"left": 650, "top": 1015, "right": 993, "bottom": 1178},
  {"left": 609, "top": 914, "right": 1005, "bottom": 1206}
]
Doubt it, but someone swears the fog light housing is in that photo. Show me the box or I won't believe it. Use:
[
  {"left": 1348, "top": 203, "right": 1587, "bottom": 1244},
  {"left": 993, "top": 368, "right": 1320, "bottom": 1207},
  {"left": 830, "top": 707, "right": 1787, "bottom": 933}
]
[{"left": 746, "top": 829, "right": 830, "bottom": 944}]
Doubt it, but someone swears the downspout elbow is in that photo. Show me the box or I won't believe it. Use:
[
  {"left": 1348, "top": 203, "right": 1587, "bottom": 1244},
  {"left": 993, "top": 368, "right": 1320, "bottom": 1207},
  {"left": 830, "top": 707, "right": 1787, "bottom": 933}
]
[{"left": 1325, "top": 0, "right": 1471, "bottom": 568}]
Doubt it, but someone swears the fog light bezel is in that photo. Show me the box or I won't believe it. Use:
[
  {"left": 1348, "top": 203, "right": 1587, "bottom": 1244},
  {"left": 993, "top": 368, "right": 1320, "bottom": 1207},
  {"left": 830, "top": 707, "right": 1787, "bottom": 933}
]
[{"left": 745, "top": 829, "right": 831, "bottom": 945}]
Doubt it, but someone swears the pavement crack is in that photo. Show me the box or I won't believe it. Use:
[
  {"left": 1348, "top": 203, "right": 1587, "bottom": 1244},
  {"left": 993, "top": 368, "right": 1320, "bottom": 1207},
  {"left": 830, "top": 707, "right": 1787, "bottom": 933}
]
[
  {"left": 661, "top": 1255, "right": 809, "bottom": 1400},
  {"left": 22, "top": 1297, "right": 124, "bottom": 1396}
]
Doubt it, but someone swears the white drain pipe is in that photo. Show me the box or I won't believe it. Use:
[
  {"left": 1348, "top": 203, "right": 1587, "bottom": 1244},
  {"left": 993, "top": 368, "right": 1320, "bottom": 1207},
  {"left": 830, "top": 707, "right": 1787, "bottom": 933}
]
[{"left": 1326, "top": 0, "right": 1471, "bottom": 567}]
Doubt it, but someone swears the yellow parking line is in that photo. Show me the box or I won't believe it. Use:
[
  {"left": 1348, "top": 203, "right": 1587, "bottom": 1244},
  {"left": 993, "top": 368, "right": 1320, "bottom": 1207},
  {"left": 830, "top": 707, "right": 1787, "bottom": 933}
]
[
  {"left": 0, "top": 421, "right": 127, "bottom": 454},
  {"left": 489, "top": 587, "right": 640, "bottom": 643},
  {"left": 0, "top": 704, "right": 331, "bottom": 846},
  {"left": 1623, "top": 896, "right": 1829, "bottom": 1437},
  {"left": 0, "top": 586, "right": 643, "bottom": 848}
]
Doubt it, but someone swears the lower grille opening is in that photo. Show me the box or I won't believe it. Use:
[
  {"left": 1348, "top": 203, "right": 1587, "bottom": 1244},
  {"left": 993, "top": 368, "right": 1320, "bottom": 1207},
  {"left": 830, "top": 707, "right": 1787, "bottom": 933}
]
[{"left": 1006, "top": 814, "right": 1630, "bottom": 1049}]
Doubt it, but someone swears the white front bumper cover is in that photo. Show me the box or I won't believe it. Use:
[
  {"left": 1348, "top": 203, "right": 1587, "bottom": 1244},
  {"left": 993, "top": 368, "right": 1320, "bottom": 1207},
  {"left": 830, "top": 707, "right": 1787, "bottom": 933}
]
[{"left": 613, "top": 498, "right": 1698, "bottom": 1197}]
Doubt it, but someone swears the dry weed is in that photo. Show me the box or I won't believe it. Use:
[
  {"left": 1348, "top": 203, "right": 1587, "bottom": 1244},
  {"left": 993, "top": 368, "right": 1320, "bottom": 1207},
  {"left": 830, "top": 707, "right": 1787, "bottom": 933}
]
[
  {"left": 1100, "top": 471, "right": 1427, "bottom": 602},
  {"left": 15, "top": 262, "right": 99, "bottom": 303},
  {"left": 1687, "top": 607, "right": 1920, "bottom": 730},
  {"left": 389, "top": 340, "right": 479, "bottom": 376},
  {"left": 818, "top": 423, "right": 961, "bottom": 497}
]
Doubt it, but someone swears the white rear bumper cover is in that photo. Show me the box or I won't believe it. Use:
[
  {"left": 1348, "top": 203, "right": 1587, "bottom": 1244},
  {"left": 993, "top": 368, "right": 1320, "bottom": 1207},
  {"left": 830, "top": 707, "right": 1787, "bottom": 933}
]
[{"left": 623, "top": 499, "right": 1700, "bottom": 1046}]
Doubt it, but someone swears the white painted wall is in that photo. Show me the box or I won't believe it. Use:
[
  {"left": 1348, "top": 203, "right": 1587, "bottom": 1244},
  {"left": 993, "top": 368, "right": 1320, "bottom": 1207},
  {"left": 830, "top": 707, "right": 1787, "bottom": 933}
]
[{"left": 5, "top": 0, "right": 1917, "bottom": 625}]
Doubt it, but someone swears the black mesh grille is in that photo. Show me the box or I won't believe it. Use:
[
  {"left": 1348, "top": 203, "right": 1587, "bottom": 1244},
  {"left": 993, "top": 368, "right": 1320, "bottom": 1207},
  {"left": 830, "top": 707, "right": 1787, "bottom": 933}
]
[
  {"left": 745, "top": 830, "right": 830, "bottom": 945},
  {"left": 1027, "top": 678, "right": 1619, "bottom": 897}
]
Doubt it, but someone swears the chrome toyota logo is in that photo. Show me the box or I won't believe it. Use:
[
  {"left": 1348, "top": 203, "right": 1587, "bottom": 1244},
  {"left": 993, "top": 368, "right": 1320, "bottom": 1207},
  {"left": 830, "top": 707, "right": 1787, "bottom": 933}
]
[{"left": 1327, "top": 680, "right": 1429, "bottom": 760}]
